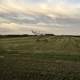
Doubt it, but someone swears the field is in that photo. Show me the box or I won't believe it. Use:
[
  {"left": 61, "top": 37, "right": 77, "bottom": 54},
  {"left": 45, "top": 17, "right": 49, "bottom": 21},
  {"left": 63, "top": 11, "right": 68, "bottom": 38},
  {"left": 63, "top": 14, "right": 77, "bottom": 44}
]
[{"left": 0, "top": 35, "right": 80, "bottom": 80}]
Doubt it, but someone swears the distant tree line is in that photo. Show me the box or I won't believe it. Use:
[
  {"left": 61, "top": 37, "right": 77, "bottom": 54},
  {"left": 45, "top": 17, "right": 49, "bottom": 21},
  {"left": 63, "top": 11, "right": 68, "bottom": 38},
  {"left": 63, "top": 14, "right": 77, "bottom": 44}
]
[
  {"left": 0, "top": 34, "right": 29, "bottom": 38},
  {"left": 0, "top": 34, "right": 80, "bottom": 38},
  {"left": 0, "top": 34, "right": 54, "bottom": 38}
]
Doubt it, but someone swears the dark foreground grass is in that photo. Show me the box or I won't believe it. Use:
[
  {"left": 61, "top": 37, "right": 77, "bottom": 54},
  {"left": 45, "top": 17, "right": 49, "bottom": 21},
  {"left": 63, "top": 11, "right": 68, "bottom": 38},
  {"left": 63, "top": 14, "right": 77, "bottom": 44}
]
[
  {"left": 0, "top": 52, "right": 80, "bottom": 80},
  {"left": 0, "top": 36, "right": 80, "bottom": 80}
]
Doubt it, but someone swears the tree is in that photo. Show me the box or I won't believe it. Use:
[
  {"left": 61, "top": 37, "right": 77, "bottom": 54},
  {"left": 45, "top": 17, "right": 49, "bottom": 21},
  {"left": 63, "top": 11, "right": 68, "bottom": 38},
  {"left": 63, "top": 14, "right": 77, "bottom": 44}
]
[{"left": 31, "top": 30, "right": 48, "bottom": 42}]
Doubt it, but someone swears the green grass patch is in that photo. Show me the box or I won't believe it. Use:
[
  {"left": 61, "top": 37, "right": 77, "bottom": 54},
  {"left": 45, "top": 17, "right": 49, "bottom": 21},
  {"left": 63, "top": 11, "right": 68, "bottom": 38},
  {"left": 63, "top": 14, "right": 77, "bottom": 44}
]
[{"left": 0, "top": 36, "right": 80, "bottom": 80}]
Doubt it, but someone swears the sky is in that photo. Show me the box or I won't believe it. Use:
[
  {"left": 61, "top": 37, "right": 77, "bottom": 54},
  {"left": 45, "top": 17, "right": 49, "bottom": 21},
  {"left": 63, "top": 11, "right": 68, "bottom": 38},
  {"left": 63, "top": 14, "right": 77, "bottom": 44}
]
[{"left": 0, "top": 0, "right": 80, "bottom": 35}]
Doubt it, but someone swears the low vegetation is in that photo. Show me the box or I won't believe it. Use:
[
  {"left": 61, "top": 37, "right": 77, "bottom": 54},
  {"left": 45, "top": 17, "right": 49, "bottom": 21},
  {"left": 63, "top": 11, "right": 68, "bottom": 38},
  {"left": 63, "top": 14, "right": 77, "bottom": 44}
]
[{"left": 0, "top": 35, "right": 80, "bottom": 80}]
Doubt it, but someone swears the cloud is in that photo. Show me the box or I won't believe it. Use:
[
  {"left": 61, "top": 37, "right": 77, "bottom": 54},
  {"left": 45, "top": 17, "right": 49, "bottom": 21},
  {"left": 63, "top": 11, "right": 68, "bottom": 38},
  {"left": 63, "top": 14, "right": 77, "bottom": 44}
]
[
  {"left": 0, "top": 0, "right": 80, "bottom": 35},
  {"left": 0, "top": 0, "right": 80, "bottom": 16},
  {"left": 0, "top": 22, "right": 52, "bottom": 34},
  {"left": 0, "top": 22, "right": 80, "bottom": 35}
]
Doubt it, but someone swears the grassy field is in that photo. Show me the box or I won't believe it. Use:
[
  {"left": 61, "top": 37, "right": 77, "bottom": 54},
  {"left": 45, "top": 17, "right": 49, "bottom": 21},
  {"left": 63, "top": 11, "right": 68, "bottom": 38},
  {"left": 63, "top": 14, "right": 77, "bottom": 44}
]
[{"left": 0, "top": 36, "right": 80, "bottom": 80}]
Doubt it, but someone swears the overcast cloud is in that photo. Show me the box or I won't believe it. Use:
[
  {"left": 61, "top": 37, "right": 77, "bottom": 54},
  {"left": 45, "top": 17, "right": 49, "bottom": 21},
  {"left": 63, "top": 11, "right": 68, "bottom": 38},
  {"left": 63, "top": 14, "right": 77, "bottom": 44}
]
[{"left": 0, "top": 0, "right": 80, "bottom": 35}]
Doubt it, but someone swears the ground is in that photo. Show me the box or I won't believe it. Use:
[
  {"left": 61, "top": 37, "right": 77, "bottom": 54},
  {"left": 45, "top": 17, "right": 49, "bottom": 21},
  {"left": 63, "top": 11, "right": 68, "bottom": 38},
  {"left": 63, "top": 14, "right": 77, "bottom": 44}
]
[{"left": 0, "top": 36, "right": 80, "bottom": 80}]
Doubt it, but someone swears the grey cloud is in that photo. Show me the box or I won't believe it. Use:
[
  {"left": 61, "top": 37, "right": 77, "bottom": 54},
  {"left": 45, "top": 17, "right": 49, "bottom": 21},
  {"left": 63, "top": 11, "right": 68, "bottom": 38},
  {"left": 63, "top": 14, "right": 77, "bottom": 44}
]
[
  {"left": 0, "top": 12, "right": 54, "bottom": 24},
  {"left": 26, "top": 0, "right": 48, "bottom": 4},
  {"left": 56, "top": 17, "right": 80, "bottom": 26},
  {"left": 0, "top": 11, "right": 80, "bottom": 28}
]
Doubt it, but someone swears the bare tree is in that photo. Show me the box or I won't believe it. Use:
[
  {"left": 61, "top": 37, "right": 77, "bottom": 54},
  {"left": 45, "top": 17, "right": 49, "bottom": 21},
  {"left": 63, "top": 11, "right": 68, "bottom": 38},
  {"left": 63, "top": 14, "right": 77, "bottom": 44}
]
[
  {"left": 32, "top": 30, "right": 44, "bottom": 36},
  {"left": 31, "top": 30, "right": 48, "bottom": 42},
  {"left": 32, "top": 30, "right": 40, "bottom": 35}
]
